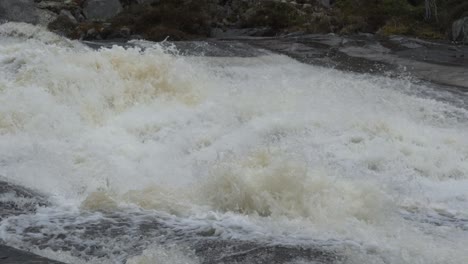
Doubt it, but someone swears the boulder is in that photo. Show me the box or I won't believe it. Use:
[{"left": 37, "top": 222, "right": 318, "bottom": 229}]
[
  {"left": 452, "top": 17, "right": 468, "bottom": 43},
  {"left": 37, "top": 1, "right": 73, "bottom": 13},
  {"left": 48, "top": 11, "right": 78, "bottom": 37},
  {"left": 83, "top": 0, "right": 122, "bottom": 21},
  {"left": 0, "top": 0, "right": 40, "bottom": 24},
  {"left": 59, "top": 10, "right": 78, "bottom": 25},
  {"left": 0, "top": 0, "right": 57, "bottom": 26}
]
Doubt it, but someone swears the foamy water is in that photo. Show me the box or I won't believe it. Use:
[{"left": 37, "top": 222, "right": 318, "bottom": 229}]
[{"left": 1, "top": 22, "right": 468, "bottom": 264}]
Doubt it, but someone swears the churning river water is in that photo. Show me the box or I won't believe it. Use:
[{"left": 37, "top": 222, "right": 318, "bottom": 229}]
[{"left": 0, "top": 22, "right": 468, "bottom": 264}]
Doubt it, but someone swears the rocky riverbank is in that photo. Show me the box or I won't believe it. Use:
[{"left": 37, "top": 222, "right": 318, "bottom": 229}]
[{"left": 1, "top": 0, "right": 467, "bottom": 43}]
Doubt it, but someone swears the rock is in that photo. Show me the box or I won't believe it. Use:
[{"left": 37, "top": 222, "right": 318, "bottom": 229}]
[
  {"left": 36, "top": 9, "right": 58, "bottom": 26},
  {"left": 86, "top": 27, "right": 98, "bottom": 38},
  {"left": 452, "top": 17, "right": 468, "bottom": 43},
  {"left": 48, "top": 11, "right": 78, "bottom": 36},
  {"left": 83, "top": 0, "right": 122, "bottom": 21},
  {"left": 0, "top": 0, "right": 40, "bottom": 24},
  {"left": 0, "top": 0, "right": 57, "bottom": 26},
  {"left": 211, "top": 27, "right": 276, "bottom": 38},
  {"left": 59, "top": 10, "right": 78, "bottom": 25},
  {"left": 120, "top": 26, "right": 131, "bottom": 37},
  {"left": 37, "top": 1, "right": 72, "bottom": 13},
  {"left": 105, "top": 25, "right": 132, "bottom": 39},
  {"left": 0, "top": 179, "right": 48, "bottom": 220},
  {"left": 144, "top": 25, "right": 188, "bottom": 41},
  {"left": 72, "top": 10, "right": 86, "bottom": 22},
  {"left": 0, "top": 245, "right": 64, "bottom": 264}
]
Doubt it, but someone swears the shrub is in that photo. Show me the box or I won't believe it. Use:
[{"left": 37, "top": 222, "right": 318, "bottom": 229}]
[
  {"left": 242, "top": 1, "right": 305, "bottom": 30},
  {"left": 336, "top": 0, "right": 417, "bottom": 32},
  {"left": 109, "top": 0, "right": 214, "bottom": 40}
]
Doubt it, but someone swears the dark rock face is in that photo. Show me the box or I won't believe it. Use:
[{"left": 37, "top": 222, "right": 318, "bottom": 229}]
[
  {"left": 83, "top": 0, "right": 122, "bottom": 21},
  {"left": 0, "top": 0, "right": 39, "bottom": 24}
]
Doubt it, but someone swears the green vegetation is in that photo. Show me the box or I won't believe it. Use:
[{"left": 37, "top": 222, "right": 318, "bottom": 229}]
[
  {"left": 334, "top": 0, "right": 468, "bottom": 39},
  {"left": 241, "top": 1, "right": 306, "bottom": 30},
  {"left": 444, "top": 0, "right": 468, "bottom": 22},
  {"left": 336, "top": 0, "right": 422, "bottom": 33}
]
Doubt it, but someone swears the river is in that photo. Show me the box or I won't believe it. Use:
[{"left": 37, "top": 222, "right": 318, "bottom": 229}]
[{"left": 0, "top": 22, "right": 468, "bottom": 264}]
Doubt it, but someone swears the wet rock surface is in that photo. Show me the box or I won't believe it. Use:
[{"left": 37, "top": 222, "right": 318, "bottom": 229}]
[
  {"left": 0, "top": 180, "right": 59, "bottom": 264},
  {"left": 0, "top": 245, "right": 64, "bottom": 264},
  {"left": 0, "top": 179, "right": 48, "bottom": 220},
  {"left": 221, "top": 34, "right": 468, "bottom": 89},
  {"left": 193, "top": 240, "right": 341, "bottom": 264},
  {"left": 0, "top": 179, "right": 342, "bottom": 263},
  {"left": 84, "top": 33, "right": 467, "bottom": 90}
]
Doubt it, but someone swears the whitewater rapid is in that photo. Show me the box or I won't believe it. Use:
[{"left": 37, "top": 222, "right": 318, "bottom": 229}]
[{"left": 0, "top": 22, "right": 468, "bottom": 264}]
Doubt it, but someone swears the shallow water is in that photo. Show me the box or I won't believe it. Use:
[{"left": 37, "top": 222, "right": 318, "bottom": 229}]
[{"left": 0, "top": 22, "right": 468, "bottom": 264}]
